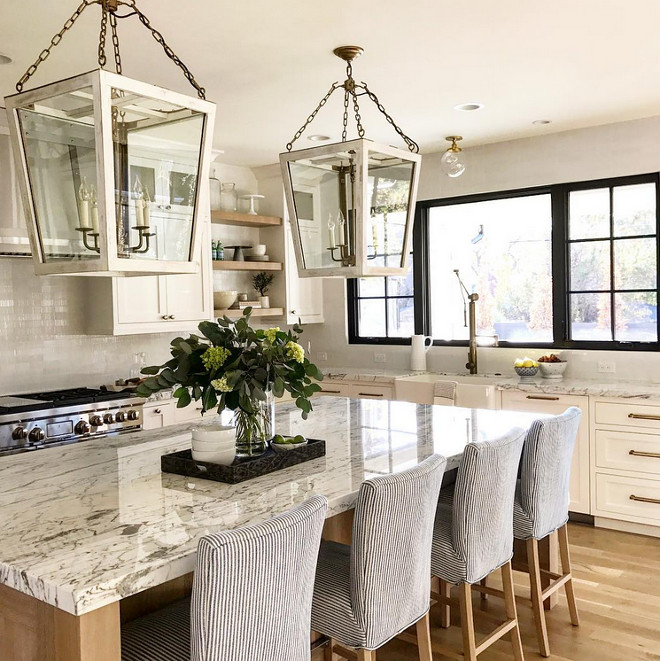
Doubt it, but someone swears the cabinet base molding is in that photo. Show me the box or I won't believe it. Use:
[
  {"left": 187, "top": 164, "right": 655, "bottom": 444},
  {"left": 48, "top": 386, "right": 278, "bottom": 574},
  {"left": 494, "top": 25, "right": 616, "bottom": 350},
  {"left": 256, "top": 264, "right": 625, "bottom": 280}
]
[{"left": 594, "top": 516, "right": 660, "bottom": 538}]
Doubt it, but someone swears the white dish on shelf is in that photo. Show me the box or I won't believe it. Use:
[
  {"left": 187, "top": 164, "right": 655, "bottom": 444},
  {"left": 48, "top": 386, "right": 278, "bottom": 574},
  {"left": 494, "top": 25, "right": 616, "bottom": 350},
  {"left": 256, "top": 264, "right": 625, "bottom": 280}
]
[{"left": 213, "top": 290, "right": 238, "bottom": 309}]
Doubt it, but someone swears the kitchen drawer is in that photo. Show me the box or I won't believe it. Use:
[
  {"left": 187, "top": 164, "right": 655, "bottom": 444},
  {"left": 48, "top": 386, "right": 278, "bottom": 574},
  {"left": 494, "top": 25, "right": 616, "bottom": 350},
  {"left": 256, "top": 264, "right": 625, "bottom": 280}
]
[
  {"left": 174, "top": 402, "right": 204, "bottom": 424},
  {"left": 595, "top": 472, "right": 660, "bottom": 525},
  {"left": 594, "top": 400, "right": 660, "bottom": 430},
  {"left": 595, "top": 429, "right": 660, "bottom": 475},
  {"left": 316, "top": 382, "right": 350, "bottom": 397},
  {"left": 142, "top": 402, "right": 175, "bottom": 430},
  {"left": 348, "top": 384, "right": 393, "bottom": 400}
]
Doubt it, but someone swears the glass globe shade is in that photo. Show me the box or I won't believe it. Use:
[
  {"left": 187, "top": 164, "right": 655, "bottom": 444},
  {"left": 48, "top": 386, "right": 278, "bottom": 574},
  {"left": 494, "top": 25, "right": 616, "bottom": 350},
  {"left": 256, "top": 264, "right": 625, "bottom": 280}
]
[{"left": 441, "top": 149, "right": 466, "bottom": 178}]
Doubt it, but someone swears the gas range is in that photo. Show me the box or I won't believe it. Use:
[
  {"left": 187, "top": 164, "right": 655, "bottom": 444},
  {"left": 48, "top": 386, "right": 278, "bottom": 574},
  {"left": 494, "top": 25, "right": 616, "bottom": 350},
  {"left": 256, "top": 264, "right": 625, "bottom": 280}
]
[{"left": 0, "top": 388, "right": 144, "bottom": 457}]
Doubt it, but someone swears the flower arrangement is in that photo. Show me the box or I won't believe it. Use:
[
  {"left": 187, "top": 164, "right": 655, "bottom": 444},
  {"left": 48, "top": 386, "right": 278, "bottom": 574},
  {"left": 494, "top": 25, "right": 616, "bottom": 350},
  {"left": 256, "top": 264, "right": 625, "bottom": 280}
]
[{"left": 136, "top": 309, "right": 324, "bottom": 454}]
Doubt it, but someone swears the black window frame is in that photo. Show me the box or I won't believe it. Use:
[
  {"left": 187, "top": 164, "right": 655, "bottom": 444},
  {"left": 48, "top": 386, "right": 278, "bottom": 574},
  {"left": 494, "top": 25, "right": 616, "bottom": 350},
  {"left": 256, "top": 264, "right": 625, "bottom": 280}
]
[{"left": 348, "top": 172, "right": 660, "bottom": 351}]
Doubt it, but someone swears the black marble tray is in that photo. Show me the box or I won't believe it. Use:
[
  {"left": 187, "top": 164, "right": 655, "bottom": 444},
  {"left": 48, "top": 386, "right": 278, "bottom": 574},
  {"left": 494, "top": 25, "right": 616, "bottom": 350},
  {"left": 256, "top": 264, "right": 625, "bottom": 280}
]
[{"left": 161, "top": 438, "right": 326, "bottom": 484}]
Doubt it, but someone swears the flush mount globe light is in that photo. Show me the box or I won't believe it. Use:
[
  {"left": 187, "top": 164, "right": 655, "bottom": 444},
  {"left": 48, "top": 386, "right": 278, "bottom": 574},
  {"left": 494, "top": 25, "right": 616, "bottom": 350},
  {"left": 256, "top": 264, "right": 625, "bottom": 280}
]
[
  {"left": 280, "top": 46, "right": 422, "bottom": 278},
  {"left": 3, "top": 0, "right": 215, "bottom": 277},
  {"left": 440, "top": 136, "right": 466, "bottom": 178}
]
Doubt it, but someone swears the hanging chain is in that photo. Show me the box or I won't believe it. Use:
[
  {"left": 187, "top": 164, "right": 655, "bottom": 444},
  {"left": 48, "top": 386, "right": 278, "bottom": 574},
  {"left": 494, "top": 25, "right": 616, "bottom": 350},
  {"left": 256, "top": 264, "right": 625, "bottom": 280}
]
[
  {"left": 285, "top": 82, "right": 340, "bottom": 151},
  {"left": 342, "top": 89, "right": 350, "bottom": 142},
  {"left": 109, "top": 11, "right": 122, "bottom": 74},
  {"left": 98, "top": 3, "right": 109, "bottom": 68},
  {"left": 15, "top": 0, "right": 94, "bottom": 92}
]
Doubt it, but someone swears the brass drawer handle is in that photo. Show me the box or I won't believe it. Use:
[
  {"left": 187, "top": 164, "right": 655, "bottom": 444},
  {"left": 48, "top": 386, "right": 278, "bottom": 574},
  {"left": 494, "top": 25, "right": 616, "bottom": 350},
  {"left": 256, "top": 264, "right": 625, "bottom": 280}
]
[
  {"left": 320, "top": 389, "right": 341, "bottom": 394},
  {"left": 628, "top": 413, "right": 660, "bottom": 421},
  {"left": 359, "top": 392, "right": 384, "bottom": 397},
  {"left": 154, "top": 408, "right": 162, "bottom": 414},
  {"left": 526, "top": 395, "right": 560, "bottom": 401},
  {"left": 630, "top": 494, "right": 660, "bottom": 505},
  {"left": 629, "top": 450, "right": 660, "bottom": 459}
]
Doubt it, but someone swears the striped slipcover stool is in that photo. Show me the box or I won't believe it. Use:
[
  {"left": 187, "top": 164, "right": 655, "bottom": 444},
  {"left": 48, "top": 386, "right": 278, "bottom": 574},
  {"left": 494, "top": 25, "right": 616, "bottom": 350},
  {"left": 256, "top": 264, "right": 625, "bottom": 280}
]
[
  {"left": 121, "top": 494, "right": 328, "bottom": 661},
  {"left": 311, "top": 454, "right": 447, "bottom": 661},
  {"left": 431, "top": 428, "right": 526, "bottom": 661}
]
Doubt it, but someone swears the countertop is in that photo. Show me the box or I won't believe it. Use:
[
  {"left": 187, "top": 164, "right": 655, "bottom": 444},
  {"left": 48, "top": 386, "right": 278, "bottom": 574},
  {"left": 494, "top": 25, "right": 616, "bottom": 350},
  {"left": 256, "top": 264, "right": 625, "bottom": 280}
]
[{"left": 0, "top": 398, "right": 541, "bottom": 616}]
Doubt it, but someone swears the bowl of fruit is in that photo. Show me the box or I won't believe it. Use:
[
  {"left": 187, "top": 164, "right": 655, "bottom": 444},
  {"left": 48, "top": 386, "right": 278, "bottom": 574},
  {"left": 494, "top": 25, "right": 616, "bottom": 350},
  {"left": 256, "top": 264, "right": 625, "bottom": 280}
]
[
  {"left": 514, "top": 358, "right": 539, "bottom": 382},
  {"left": 271, "top": 434, "right": 308, "bottom": 452},
  {"left": 537, "top": 354, "right": 567, "bottom": 380}
]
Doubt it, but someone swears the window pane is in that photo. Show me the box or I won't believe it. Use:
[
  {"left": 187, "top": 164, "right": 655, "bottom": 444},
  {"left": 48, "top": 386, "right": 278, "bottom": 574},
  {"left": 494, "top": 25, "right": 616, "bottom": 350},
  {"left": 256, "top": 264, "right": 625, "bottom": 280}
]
[
  {"left": 569, "top": 188, "right": 609, "bottom": 239},
  {"left": 428, "top": 194, "right": 553, "bottom": 343},
  {"left": 615, "top": 292, "right": 657, "bottom": 342},
  {"left": 358, "top": 299, "right": 386, "bottom": 337},
  {"left": 358, "top": 278, "right": 385, "bottom": 297},
  {"left": 569, "top": 293, "right": 612, "bottom": 341},
  {"left": 613, "top": 183, "right": 656, "bottom": 237},
  {"left": 614, "top": 238, "right": 657, "bottom": 290},
  {"left": 569, "top": 240, "right": 610, "bottom": 291},
  {"left": 387, "top": 298, "right": 414, "bottom": 337},
  {"left": 387, "top": 262, "right": 414, "bottom": 296}
]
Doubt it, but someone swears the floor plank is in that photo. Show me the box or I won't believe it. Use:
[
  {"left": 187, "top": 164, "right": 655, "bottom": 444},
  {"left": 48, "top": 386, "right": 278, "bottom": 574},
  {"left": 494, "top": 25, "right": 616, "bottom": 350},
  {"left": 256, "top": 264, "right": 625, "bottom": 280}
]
[{"left": 313, "top": 523, "right": 660, "bottom": 661}]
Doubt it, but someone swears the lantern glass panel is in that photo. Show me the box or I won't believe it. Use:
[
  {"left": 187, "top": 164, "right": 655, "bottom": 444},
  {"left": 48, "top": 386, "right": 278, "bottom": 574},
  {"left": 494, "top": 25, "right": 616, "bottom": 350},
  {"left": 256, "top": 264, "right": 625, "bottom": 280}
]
[
  {"left": 367, "top": 150, "right": 415, "bottom": 269},
  {"left": 16, "top": 86, "right": 100, "bottom": 263},
  {"left": 111, "top": 88, "right": 205, "bottom": 262},
  {"left": 288, "top": 150, "right": 356, "bottom": 272}
]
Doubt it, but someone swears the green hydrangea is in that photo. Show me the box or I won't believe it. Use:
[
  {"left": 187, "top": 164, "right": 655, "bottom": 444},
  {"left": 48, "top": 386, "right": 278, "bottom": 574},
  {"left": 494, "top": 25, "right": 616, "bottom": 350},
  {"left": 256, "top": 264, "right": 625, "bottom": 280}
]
[
  {"left": 202, "top": 346, "right": 230, "bottom": 371},
  {"left": 264, "top": 327, "right": 280, "bottom": 343},
  {"left": 285, "top": 341, "right": 305, "bottom": 363},
  {"left": 211, "top": 376, "right": 232, "bottom": 392}
]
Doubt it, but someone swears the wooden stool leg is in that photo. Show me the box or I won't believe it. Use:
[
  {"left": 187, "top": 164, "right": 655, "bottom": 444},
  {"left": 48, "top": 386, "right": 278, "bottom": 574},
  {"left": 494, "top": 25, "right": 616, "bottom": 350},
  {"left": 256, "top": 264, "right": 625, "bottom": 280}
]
[
  {"left": 527, "top": 537, "right": 551, "bottom": 657},
  {"left": 479, "top": 577, "right": 488, "bottom": 609},
  {"left": 415, "top": 613, "right": 434, "bottom": 661},
  {"left": 501, "top": 561, "right": 524, "bottom": 661},
  {"left": 458, "top": 582, "right": 477, "bottom": 661},
  {"left": 357, "top": 650, "right": 376, "bottom": 661},
  {"left": 324, "top": 637, "right": 335, "bottom": 661},
  {"left": 439, "top": 579, "right": 451, "bottom": 628},
  {"left": 558, "top": 524, "right": 580, "bottom": 627}
]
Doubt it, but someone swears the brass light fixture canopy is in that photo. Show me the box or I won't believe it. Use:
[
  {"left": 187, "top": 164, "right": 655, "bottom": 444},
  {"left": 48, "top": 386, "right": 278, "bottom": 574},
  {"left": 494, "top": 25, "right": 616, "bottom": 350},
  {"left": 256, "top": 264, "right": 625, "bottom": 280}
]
[
  {"left": 280, "top": 45, "right": 422, "bottom": 278},
  {"left": 445, "top": 135, "right": 463, "bottom": 152},
  {"left": 4, "top": 0, "right": 215, "bottom": 277}
]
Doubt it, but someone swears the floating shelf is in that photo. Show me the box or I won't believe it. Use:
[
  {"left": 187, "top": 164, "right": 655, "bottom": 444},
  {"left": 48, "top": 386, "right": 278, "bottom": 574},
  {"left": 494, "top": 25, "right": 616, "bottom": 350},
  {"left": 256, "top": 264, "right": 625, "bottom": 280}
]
[
  {"left": 210, "top": 210, "right": 282, "bottom": 228},
  {"left": 214, "top": 307, "right": 284, "bottom": 319},
  {"left": 212, "top": 260, "right": 282, "bottom": 271}
]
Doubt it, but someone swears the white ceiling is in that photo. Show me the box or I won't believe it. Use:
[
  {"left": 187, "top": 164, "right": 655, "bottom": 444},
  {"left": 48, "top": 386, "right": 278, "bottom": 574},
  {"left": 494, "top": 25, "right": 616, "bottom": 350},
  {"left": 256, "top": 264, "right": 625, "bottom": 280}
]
[{"left": 2, "top": 0, "right": 660, "bottom": 167}]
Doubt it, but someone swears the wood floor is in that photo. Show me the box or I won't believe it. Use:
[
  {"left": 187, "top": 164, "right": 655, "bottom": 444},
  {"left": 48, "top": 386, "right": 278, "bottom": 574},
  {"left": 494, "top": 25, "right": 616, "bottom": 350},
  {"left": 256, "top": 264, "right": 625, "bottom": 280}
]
[{"left": 313, "top": 523, "right": 660, "bottom": 661}]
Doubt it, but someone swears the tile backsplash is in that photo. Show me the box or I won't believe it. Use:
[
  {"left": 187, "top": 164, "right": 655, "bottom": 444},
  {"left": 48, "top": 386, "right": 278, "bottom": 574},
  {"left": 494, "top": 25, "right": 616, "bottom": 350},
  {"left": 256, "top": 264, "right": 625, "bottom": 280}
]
[{"left": 0, "top": 258, "right": 174, "bottom": 394}]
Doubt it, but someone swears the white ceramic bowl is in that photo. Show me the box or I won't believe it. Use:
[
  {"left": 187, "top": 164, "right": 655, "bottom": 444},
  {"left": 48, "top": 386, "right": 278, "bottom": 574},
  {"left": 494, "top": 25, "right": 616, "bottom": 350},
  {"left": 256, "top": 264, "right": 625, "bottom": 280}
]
[
  {"left": 192, "top": 425, "right": 235, "bottom": 443},
  {"left": 538, "top": 361, "right": 568, "bottom": 380},
  {"left": 213, "top": 290, "right": 238, "bottom": 310},
  {"left": 191, "top": 437, "right": 235, "bottom": 453},
  {"left": 191, "top": 447, "right": 236, "bottom": 465},
  {"left": 251, "top": 244, "right": 267, "bottom": 256}
]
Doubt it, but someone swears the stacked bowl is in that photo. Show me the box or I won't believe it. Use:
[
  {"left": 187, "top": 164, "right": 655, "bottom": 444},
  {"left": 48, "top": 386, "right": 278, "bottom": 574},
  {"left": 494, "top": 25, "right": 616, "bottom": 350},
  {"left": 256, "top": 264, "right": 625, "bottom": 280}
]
[{"left": 191, "top": 423, "right": 236, "bottom": 465}]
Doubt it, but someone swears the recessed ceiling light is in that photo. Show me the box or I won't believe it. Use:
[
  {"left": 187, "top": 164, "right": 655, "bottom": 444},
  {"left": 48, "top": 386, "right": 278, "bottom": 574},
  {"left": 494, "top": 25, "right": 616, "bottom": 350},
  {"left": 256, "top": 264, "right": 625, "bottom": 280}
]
[
  {"left": 454, "top": 103, "right": 484, "bottom": 112},
  {"left": 308, "top": 134, "right": 331, "bottom": 142},
  {"left": 532, "top": 119, "right": 551, "bottom": 125},
  {"left": 0, "top": 54, "right": 12, "bottom": 65}
]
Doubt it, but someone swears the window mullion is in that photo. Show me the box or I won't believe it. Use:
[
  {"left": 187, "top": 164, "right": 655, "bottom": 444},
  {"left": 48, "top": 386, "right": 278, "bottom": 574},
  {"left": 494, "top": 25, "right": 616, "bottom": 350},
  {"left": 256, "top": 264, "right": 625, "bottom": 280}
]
[
  {"left": 609, "top": 186, "right": 615, "bottom": 341},
  {"left": 551, "top": 186, "right": 568, "bottom": 343}
]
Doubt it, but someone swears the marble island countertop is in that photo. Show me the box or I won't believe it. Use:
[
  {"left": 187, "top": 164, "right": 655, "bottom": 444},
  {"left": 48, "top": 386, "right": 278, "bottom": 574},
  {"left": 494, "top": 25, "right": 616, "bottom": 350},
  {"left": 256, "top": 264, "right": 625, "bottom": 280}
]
[{"left": 0, "top": 398, "right": 542, "bottom": 616}]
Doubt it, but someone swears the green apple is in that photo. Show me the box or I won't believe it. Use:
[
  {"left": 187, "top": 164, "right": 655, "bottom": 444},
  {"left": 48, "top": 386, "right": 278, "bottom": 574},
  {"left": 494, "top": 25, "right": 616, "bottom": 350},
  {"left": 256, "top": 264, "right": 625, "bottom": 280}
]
[
  {"left": 292, "top": 434, "right": 306, "bottom": 444},
  {"left": 273, "top": 434, "right": 286, "bottom": 445}
]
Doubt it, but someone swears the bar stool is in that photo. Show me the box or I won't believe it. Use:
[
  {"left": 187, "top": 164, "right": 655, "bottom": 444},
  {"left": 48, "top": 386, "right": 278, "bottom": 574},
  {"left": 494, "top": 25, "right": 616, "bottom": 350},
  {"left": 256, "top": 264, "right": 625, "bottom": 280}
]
[
  {"left": 430, "top": 428, "right": 526, "bottom": 661},
  {"left": 433, "top": 380, "right": 458, "bottom": 406},
  {"left": 311, "top": 454, "right": 447, "bottom": 661},
  {"left": 512, "top": 408, "right": 582, "bottom": 657},
  {"left": 121, "top": 494, "right": 328, "bottom": 661}
]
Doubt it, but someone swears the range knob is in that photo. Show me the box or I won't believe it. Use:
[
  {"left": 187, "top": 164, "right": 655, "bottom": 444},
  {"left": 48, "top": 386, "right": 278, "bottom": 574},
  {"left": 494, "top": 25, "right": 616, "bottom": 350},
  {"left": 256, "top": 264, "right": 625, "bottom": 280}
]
[
  {"left": 74, "top": 421, "right": 91, "bottom": 435},
  {"left": 103, "top": 413, "right": 115, "bottom": 424},
  {"left": 127, "top": 409, "right": 140, "bottom": 421},
  {"left": 115, "top": 411, "right": 126, "bottom": 422},
  {"left": 90, "top": 415, "right": 103, "bottom": 427},
  {"left": 28, "top": 427, "right": 45, "bottom": 443},
  {"left": 12, "top": 427, "right": 28, "bottom": 441}
]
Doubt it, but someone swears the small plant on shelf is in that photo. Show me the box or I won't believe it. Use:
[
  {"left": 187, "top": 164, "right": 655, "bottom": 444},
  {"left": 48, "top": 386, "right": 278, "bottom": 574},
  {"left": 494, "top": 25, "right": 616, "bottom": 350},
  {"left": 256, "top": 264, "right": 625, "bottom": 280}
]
[{"left": 252, "top": 271, "right": 275, "bottom": 309}]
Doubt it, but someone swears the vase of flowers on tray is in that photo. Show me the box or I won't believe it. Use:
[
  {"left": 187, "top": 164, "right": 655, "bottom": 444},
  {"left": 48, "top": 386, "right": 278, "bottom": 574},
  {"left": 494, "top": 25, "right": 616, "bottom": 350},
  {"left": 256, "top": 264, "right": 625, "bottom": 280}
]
[{"left": 136, "top": 309, "right": 323, "bottom": 458}]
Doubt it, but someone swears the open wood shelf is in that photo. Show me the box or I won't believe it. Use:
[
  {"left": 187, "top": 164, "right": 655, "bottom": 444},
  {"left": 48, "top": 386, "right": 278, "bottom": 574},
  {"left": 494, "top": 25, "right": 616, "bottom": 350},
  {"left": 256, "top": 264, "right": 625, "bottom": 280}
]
[
  {"left": 210, "top": 210, "right": 282, "bottom": 228},
  {"left": 214, "top": 307, "right": 284, "bottom": 319},
  {"left": 212, "top": 260, "right": 282, "bottom": 271}
]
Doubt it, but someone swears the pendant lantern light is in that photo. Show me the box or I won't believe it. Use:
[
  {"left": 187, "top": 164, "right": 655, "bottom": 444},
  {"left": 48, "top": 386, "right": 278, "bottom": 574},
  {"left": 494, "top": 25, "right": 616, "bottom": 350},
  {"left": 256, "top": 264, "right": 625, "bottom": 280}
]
[
  {"left": 280, "top": 46, "right": 422, "bottom": 278},
  {"left": 4, "top": 0, "right": 215, "bottom": 276},
  {"left": 440, "top": 136, "right": 466, "bottom": 178}
]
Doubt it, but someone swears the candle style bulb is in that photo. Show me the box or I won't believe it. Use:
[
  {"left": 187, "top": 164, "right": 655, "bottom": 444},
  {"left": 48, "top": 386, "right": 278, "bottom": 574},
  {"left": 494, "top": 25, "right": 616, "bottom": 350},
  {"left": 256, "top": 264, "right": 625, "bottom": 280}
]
[
  {"left": 327, "top": 213, "right": 336, "bottom": 249},
  {"left": 90, "top": 185, "right": 99, "bottom": 234},
  {"left": 133, "top": 176, "right": 145, "bottom": 227},
  {"left": 337, "top": 210, "right": 346, "bottom": 246},
  {"left": 78, "top": 176, "right": 91, "bottom": 229}
]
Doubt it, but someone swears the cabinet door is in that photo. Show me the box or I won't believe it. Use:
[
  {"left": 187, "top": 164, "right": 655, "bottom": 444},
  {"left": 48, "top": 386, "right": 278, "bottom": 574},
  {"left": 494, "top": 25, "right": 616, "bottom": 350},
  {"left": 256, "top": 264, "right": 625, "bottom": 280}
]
[
  {"left": 500, "top": 391, "right": 591, "bottom": 514},
  {"left": 116, "top": 275, "right": 168, "bottom": 324},
  {"left": 142, "top": 402, "right": 175, "bottom": 430},
  {"left": 348, "top": 384, "right": 394, "bottom": 401}
]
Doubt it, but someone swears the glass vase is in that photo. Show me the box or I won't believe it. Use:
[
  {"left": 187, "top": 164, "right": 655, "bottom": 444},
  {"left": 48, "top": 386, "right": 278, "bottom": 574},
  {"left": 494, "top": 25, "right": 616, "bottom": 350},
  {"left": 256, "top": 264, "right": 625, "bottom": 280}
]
[
  {"left": 220, "top": 182, "right": 238, "bottom": 212},
  {"left": 233, "top": 392, "right": 275, "bottom": 458}
]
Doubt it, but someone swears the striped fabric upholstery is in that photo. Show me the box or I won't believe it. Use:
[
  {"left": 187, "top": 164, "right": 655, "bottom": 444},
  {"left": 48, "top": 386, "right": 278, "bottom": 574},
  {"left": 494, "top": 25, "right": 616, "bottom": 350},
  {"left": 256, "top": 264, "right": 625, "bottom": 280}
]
[
  {"left": 311, "top": 454, "right": 447, "bottom": 651},
  {"left": 431, "top": 428, "right": 526, "bottom": 585},
  {"left": 433, "top": 380, "right": 458, "bottom": 405},
  {"left": 513, "top": 407, "right": 582, "bottom": 540},
  {"left": 121, "top": 495, "right": 328, "bottom": 661}
]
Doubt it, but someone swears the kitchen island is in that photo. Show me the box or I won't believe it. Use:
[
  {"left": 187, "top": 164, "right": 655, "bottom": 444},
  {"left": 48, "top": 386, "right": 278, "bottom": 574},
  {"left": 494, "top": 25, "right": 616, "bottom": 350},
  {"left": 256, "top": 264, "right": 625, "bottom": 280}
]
[{"left": 0, "top": 397, "right": 551, "bottom": 661}]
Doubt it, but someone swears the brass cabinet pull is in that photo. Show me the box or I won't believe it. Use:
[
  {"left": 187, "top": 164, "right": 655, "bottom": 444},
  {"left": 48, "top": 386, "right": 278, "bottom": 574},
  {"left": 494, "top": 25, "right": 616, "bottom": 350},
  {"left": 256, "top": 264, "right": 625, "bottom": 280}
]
[
  {"left": 629, "top": 450, "right": 660, "bottom": 459},
  {"left": 526, "top": 395, "right": 560, "bottom": 401},
  {"left": 320, "top": 389, "right": 341, "bottom": 394},
  {"left": 154, "top": 408, "right": 162, "bottom": 414},
  {"left": 359, "top": 392, "right": 384, "bottom": 397},
  {"left": 628, "top": 413, "right": 660, "bottom": 421},
  {"left": 630, "top": 494, "right": 660, "bottom": 505}
]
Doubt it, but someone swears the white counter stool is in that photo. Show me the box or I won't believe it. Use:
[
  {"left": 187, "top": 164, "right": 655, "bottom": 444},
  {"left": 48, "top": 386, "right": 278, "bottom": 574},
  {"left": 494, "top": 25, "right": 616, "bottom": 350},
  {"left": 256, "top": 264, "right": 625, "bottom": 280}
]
[
  {"left": 433, "top": 380, "right": 457, "bottom": 406},
  {"left": 121, "top": 494, "right": 328, "bottom": 661},
  {"left": 430, "top": 428, "right": 526, "bottom": 661},
  {"left": 311, "top": 454, "right": 446, "bottom": 661}
]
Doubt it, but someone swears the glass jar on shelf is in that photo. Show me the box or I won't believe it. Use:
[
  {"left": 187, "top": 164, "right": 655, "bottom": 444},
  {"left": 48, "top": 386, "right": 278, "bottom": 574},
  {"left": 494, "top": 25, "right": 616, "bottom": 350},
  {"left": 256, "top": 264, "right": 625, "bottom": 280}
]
[{"left": 220, "top": 183, "right": 238, "bottom": 212}]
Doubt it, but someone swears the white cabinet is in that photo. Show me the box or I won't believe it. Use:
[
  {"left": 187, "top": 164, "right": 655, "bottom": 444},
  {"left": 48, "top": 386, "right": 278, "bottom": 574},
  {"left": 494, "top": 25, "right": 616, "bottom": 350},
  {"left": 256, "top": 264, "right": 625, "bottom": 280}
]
[
  {"left": 500, "top": 391, "right": 591, "bottom": 515},
  {"left": 142, "top": 401, "right": 176, "bottom": 430},
  {"left": 316, "top": 381, "right": 350, "bottom": 397},
  {"left": 348, "top": 384, "right": 394, "bottom": 400}
]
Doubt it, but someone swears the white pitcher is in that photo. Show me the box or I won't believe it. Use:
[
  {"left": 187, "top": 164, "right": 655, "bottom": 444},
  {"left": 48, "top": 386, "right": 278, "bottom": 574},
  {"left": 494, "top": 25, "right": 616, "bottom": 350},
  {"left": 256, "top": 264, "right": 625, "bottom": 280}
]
[{"left": 410, "top": 334, "right": 433, "bottom": 371}]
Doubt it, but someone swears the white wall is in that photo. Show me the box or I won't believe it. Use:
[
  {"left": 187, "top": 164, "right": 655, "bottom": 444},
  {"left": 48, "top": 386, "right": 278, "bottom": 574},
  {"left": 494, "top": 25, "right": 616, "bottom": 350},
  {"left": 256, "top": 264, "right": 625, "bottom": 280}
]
[{"left": 301, "top": 115, "right": 660, "bottom": 382}]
